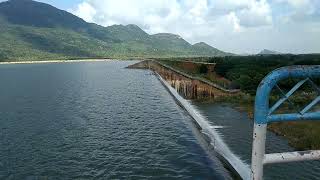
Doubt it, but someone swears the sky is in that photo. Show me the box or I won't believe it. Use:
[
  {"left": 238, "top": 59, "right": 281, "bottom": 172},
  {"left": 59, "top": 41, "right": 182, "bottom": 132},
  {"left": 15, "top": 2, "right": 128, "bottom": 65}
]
[{"left": 4, "top": 0, "right": 320, "bottom": 54}]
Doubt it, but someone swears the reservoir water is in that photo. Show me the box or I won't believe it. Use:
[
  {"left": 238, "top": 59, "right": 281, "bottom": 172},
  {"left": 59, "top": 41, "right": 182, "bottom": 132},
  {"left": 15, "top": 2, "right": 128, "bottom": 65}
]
[
  {"left": 0, "top": 61, "right": 231, "bottom": 179},
  {"left": 0, "top": 60, "right": 319, "bottom": 179}
]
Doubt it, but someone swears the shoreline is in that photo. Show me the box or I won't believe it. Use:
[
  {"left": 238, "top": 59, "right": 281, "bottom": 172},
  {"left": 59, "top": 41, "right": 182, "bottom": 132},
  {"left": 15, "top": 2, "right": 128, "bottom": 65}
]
[{"left": 0, "top": 59, "right": 114, "bottom": 65}]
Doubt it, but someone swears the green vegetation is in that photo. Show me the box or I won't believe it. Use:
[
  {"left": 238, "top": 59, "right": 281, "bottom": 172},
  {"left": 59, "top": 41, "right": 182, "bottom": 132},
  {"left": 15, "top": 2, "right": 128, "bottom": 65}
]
[
  {"left": 269, "top": 121, "right": 320, "bottom": 150},
  {"left": 160, "top": 54, "right": 320, "bottom": 150},
  {"left": 210, "top": 54, "right": 320, "bottom": 95},
  {"left": 0, "top": 0, "right": 230, "bottom": 61},
  {"left": 160, "top": 60, "right": 235, "bottom": 90},
  {"left": 198, "top": 64, "right": 209, "bottom": 74}
]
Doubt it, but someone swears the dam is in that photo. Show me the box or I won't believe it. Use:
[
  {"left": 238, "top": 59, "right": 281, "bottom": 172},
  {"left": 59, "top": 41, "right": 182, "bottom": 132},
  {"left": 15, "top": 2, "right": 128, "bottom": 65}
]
[{"left": 127, "top": 60, "right": 240, "bottom": 100}]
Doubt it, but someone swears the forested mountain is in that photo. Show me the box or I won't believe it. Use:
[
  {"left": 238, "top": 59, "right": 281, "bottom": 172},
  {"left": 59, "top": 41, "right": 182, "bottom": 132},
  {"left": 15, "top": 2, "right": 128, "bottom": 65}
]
[{"left": 0, "top": 0, "right": 231, "bottom": 61}]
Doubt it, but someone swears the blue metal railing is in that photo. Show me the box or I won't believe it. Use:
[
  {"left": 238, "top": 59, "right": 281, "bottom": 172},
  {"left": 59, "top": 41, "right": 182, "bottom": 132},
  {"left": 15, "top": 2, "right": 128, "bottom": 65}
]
[{"left": 251, "top": 65, "right": 320, "bottom": 180}]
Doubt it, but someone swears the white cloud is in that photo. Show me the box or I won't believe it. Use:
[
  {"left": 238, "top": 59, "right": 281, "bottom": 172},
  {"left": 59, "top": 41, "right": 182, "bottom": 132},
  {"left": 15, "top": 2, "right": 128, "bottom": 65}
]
[
  {"left": 279, "top": 0, "right": 311, "bottom": 8},
  {"left": 71, "top": 0, "right": 272, "bottom": 33},
  {"left": 226, "top": 12, "right": 242, "bottom": 33},
  {"left": 236, "top": 0, "right": 272, "bottom": 27},
  {"left": 70, "top": 0, "right": 320, "bottom": 54},
  {"left": 72, "top": 0, "right": 181, "bottom": 28},
  {"left": 273, "top": 0, "right": 317, "bottom": 22},
  {"left": 73, "top": 2, "right": 96, "bottom": 23}
]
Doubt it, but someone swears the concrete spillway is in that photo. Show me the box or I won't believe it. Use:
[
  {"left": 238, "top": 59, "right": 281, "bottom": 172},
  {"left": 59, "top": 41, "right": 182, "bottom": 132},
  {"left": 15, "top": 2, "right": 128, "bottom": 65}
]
[{"left": 155, "top": 72, "right": 251, "bottom": 180}]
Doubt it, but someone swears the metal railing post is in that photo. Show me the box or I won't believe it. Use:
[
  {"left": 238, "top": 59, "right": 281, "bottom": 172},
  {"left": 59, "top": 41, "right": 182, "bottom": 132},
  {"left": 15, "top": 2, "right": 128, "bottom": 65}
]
[
  {"left": 251, "top": 124, "right": 267, "bottom": 180},
  {"left": 250, "top": 65, "right": 320, "bottom": 180}
]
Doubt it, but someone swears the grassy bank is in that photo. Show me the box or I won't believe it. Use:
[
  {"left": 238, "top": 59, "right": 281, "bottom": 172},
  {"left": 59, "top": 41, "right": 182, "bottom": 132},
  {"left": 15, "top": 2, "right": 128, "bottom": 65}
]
[{"left": 215, "top": 94, "right": 320, "bottom": 150}]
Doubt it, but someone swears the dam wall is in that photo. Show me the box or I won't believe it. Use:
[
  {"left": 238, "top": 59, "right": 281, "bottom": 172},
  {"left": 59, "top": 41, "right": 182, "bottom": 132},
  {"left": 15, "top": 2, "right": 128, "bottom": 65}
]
[
  {"left": 128, "top": 60, "right": 240, "bottom": 100},
  {"left": 154, "top": 72, "right": 250, "bottom": 180}
]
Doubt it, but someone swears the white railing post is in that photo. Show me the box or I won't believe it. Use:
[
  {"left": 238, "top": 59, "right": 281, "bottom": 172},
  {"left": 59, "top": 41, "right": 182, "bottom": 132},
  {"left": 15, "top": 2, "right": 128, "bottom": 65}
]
[{"left": 251, "top": 123, "right": 267, "bottom": 180}]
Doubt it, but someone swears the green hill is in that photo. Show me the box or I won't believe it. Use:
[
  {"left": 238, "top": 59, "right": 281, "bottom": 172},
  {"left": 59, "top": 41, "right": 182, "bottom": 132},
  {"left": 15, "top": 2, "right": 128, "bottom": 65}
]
[
  {"left": 258, "top": 49, "right": 282, "bottom": 55},
  {"left": 192, "top": 42, "right": 230, "bottom": 56},
  {"left": 0, "top": 0, "right": 231, "bottom": 61}
]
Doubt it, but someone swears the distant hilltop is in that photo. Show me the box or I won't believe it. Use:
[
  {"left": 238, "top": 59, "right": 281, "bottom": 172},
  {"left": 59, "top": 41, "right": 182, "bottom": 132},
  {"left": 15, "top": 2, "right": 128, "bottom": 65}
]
[
  {"left": 0, "top": 0, "right": 232, "bottom": 61},
  {"left": 258, "top": 49, "right": 282, "bottom": 55}
]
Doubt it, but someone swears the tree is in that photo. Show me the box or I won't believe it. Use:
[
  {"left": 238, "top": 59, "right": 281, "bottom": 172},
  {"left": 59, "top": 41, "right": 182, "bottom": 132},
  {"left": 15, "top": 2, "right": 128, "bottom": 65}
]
[{"left": 198, "top": 64, "right": 208, "bottom": 74}]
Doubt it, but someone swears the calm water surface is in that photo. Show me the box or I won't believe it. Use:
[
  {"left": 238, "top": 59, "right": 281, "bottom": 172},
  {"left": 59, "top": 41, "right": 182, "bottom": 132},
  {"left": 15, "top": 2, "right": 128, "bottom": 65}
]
[{"left": 0, "top": 61, "right": 232, "bottom": 179}]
